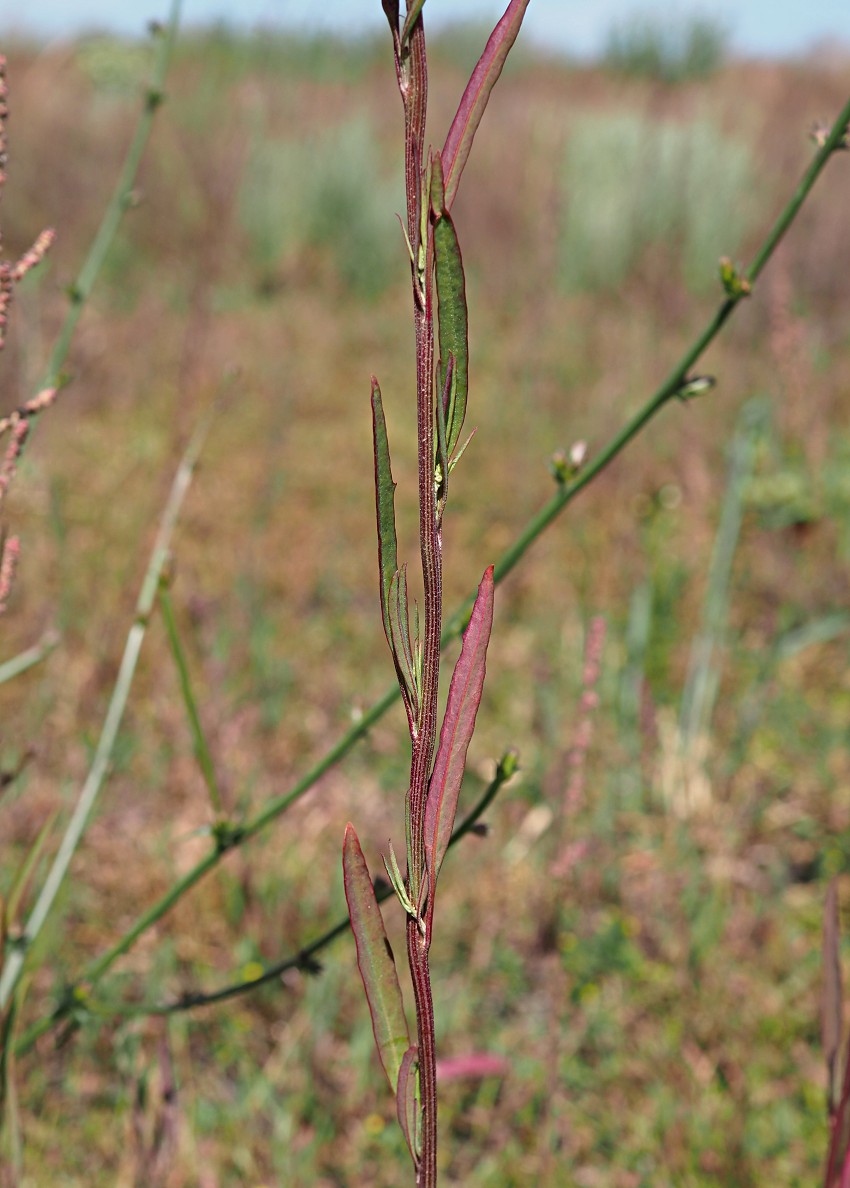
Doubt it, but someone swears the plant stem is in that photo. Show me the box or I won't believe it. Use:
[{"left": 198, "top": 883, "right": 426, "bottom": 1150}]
[
  {"left": 39, "top": 1, "right": 182, "bottom": 396},
  {"left": 399, "top": 14, "right": 440, "bottom": 1182}
]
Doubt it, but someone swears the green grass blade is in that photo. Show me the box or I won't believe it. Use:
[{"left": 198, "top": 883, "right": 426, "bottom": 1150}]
[
  {"left": 679, "top": 399, "right": 763, "bottom": 752},
  {"left": 158, "top": 583, "right": 223, "bottom": 817},
  {"left": 0, "top": 628, "right": 60, "bottom": 686},
  {"left": 343, "top": 824, "right": 411, "bottom": 1093},
  {"left": 440, "top": 0, "right": 531, "bottom": 211},
  {"left": 2, "top": 809, "right": 59, "bottom": 936},
  {"left": 424, "top": 566, "right": 494, "bottom": 901}
]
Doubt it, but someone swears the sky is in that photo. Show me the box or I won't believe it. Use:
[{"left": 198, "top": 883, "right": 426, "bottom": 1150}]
[{"left": 0, "top": 0, "right": 848, "bottom": 60}]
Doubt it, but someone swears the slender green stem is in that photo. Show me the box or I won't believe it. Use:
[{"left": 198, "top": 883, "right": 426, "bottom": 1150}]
[
  {"left": 0, "top": 405, "right": 212, "bottom": 1011},
  {"left": 15, "top": 755, "right": 515, "bottom": 1045},
  {"left": 0, "top": 628, "right": 60, "bottom": 686},
  {"left": 14, "top": 92, "right": 849, "bottom": 1040},
  {"left": 159, "top": 583, "right": 223, "bottom": 816},
  {"left": 39, "top": 2, "right": 182, "bottom": 396}
]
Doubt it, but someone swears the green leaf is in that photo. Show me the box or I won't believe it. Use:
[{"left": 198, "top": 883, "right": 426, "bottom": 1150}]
[
  {"left": 3, "top": 810, "right": 59, "bottom": 935},
  {"left": 399, "top": 0, "right": 427, "bottom": 50},
  {"left": 424, "top": 566, "right": 494, "bottom": 902},
  {"left": 431, "top": 155, "right": 469, "bottom": 463},
  {"left": 396, "top": 1045, "right": 421, "bottom": 1167},
  {"left": 371, "top": 377, "right": 400, "bottom": 654},
  {"left": 382, "top": 839, "right": 417, "bottom": 917},
  {"left": 440, "top": 0, "right": 531, "bottom": 211},
  {"left": 388, "top": 566, "right": 418, "bottom": 721},
  {"left": 343, "top": 824, "right": 411, "bottom": 1092}
]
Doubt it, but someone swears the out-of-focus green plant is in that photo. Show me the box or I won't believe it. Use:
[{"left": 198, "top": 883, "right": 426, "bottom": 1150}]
[
  {"left": 558, "top": 113, "right": 759, "bottom": 294},
  {"left": 240, "top": 114, "right": 403, "bottom": 298},
  {"left": 603, "top": 11, "right": 728, "bottom": 83}
]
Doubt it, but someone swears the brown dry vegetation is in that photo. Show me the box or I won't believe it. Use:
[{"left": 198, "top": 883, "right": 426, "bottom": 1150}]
[{"left": 1, "top": 25, "right": 850, "bottom": 1186}]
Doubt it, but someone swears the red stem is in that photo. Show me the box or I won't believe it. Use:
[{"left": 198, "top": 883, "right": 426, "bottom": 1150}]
[{"left": 395, "top": 12, "right": 441, "bottom": 1185}]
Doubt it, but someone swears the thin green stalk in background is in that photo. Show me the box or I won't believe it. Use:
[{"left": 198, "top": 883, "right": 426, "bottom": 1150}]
[
  {"left": 0, "top": 628, "right": 60, "bottom": 687},
  {"left": 159, "top": 581, "right": 224, "bottom": 817},
  {"left": 15, "top": 751, "right": 516, "bottom": 1044},
  {"left": 0, "top": 0, "right": 182, "bottom": 1011},
  {"left": 0, "top": 403, "right": 212, "bottom": 1011},
  {"left": 679, "top": 398, "right": 765, "bottom": 754},
  {"left": 39, "top": 0, "right": 182, "bottom": 397},
  {"left": 12, "top": 81, "right": 850, "bottom": 1052}
]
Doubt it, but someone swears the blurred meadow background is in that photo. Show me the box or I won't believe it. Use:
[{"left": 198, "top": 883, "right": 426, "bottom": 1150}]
[{"left": 1, "top": 11, "right": 850, "bottom": 1185}]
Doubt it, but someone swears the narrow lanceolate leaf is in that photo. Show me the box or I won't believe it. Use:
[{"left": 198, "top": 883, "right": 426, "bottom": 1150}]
[
  {"left": 424, "top": 566, "right": 494, "bottom": 900},
  {"left": 431, "top": 155, "right": 468, "bottom": 462},
  {"left": 440, "top": 0, "right": 532, "bottom": 211},
  {"left": 343, "top": 824, "right": 411, "bottom": 1092},
  {"left": 399, "top": 0, "right": 427, "bottom": 50},
  {"left": 371, "top": 378, "right": 400, "bottom": 652},
  {"left": 823, "top": 879, "right": 843, "bottom": 1116},
  {"left": 396, "top": 1045, "right": 421, "bottom": 1166}
]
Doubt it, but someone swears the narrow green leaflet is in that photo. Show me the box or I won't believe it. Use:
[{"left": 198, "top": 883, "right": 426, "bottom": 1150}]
[
  {"left": 399, "top": 0, "right": 427, "bottom": 49},
  {"left": 424, "top": 566, "right": 494, "bottom": 904},
  {"left": 371, "top": 378, "right": 400, "bottom": 652},
  {"left": 343, "top": 824, "right": 411, "bottom": 1092},
  {"left": 440, "top": 0, "right": 532, "bottom": 211},
  {"left": 388, "top": 566, "right": 418, "bottom": 722},
  {"left": 431, "top": 155, "right": 468, "bottom": 463},
  {"left": 396, "top": 1045, "right": 421, "bottom": 1167}
]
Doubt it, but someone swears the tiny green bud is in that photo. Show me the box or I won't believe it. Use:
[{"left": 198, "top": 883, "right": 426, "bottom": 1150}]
[
  {"left": 719, "top": 256, "right": 751, "bottom": 298},
  {"left": 676, "top": 374, "right": 716, "bottom": 402},
  {"left": 497, "top": 748, "right": 520, "bottom": 780}
]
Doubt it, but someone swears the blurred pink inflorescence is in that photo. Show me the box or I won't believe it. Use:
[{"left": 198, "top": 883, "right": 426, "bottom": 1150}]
[{"left": 0, "top": 54, "right": 57, "bottom": 615}]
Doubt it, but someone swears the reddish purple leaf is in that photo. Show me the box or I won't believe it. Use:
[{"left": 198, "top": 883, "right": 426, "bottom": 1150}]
[
  {"left": 343, "top": 824, "right": 410, "bottom": 1092},
  {"left": 441, "top": 0, "right": 532, "bottom": 211},
  {"left": 424, "top": 566, "right": 494, "bottom": 902}
]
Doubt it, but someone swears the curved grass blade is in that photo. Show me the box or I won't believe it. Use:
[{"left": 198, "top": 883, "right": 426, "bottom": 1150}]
[
  {"left": 397, "top": 1045, "right": 421, "bottom": 1167},
  {"left": 431, "top": 156, "right": 468, "bottom": 461},
  {"left": 424, "top": 566, "right": 494, "bottom": 904},
  {"left": 440, "top": 0, "right": 531, "bottom": 211},
  {"left": 343, "top": 824, "right": 411, "bottom": 1092},
  {"left": 2, "top": 810, "right": 59, "bottom": 937}
]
